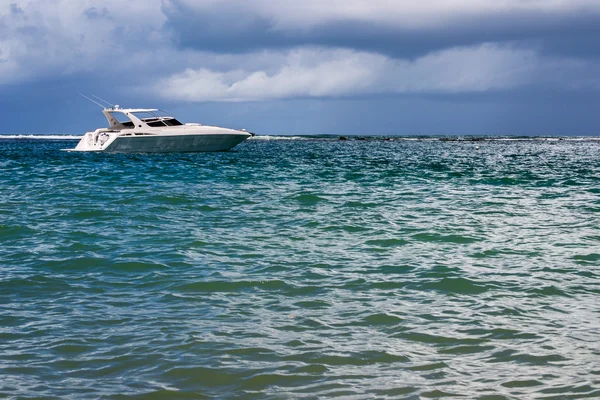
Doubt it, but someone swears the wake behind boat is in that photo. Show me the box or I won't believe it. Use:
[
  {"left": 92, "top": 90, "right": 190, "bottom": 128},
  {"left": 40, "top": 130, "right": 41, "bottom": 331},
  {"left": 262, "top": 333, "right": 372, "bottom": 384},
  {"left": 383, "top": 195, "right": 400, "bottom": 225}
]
[{"left": 67, "top": 102, "right": 251, "bottom": 153}]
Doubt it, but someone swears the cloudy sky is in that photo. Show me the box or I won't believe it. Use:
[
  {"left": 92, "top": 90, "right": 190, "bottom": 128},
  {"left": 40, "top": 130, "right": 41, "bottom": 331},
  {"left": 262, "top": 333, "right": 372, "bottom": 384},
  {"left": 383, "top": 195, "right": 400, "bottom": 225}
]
[{"left": 1, "top": 0, "right": 599, "bottom": 134}]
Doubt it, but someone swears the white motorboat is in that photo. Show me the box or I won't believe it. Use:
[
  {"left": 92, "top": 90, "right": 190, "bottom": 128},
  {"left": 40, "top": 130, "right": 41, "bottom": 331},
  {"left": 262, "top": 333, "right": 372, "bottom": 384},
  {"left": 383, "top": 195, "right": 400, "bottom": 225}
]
[{"left": 68, "top": 105, "right": 252, "bottom": 153}]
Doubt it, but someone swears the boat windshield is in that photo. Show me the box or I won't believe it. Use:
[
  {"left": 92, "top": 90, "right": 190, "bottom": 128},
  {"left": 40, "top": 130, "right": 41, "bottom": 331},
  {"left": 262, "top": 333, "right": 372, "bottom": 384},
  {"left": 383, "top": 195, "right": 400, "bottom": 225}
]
[
  {"left": 132, "top": 110, "right": 183, "bottom": 127},
  {"left": 108, "top": 112, "right": 134, "bottom": 128}
]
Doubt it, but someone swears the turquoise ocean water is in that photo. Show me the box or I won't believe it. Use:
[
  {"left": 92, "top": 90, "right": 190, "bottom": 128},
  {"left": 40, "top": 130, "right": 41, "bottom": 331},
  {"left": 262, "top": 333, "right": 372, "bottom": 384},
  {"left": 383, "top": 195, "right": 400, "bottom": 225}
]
[{"left": 1, "top": 135, "right": 599, "bottom": 399}]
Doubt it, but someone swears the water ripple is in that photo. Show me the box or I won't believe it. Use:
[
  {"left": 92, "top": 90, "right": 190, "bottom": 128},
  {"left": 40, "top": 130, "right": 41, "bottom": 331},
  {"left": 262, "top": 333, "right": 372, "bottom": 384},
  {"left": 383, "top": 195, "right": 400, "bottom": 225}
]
[{"left": 1, "top": 138, "right": 599, "bottom": 398}]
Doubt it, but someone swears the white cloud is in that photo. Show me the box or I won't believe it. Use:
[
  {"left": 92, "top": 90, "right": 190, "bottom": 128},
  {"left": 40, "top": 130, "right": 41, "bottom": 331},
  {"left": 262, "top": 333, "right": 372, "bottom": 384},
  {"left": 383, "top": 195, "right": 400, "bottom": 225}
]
[
  {"left": 1, "top": 0, "right": 599, "bottom": 100},
  {"left": 156, "top": 49, "right": 382, "bottom": 101},
  {"left": 154, "top": 44, "right": 591, "bottom": 101},
  {"left": 0, "top": 0, "right": 165, "bottom": 84}
]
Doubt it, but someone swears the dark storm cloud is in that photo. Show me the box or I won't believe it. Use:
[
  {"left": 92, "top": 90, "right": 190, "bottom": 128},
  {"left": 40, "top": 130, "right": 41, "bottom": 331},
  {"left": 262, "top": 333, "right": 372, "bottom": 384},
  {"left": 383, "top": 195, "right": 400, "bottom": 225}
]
[
  {"left": 2, "top": 0, "right": 599, "bottom": 135},
  {"left": 162, "top": 0, "right": 600, "bottom": 59}
]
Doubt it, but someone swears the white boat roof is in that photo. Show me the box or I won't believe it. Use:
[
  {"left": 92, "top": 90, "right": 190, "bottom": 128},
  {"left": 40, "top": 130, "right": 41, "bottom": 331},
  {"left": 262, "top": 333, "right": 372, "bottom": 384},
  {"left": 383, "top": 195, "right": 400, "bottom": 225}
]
[{"left": 105, "top": 107, "right": 159, "bottom": 113}]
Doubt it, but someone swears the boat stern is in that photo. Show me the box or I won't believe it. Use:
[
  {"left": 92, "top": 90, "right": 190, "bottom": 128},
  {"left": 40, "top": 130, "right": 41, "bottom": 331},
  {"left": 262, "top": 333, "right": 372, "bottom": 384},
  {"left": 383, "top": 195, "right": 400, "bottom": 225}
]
[{"left": 69, "top": 130, "right": 119, "bottom": 152}]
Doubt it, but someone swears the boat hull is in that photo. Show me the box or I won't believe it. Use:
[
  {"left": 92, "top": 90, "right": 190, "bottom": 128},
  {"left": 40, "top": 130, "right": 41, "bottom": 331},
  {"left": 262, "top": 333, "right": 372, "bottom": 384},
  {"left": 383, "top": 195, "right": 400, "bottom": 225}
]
[
  {"left": 69, "top": 131, "right": 251, "bottom": 153},
  {"left": 104, "top": 133, "right": 250, "bottom": 153}
]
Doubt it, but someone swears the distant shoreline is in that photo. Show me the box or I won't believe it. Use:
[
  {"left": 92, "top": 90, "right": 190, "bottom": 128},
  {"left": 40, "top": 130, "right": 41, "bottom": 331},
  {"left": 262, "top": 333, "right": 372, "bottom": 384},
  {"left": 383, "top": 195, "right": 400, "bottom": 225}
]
[{"left": 1, "top": 133, "right": 600, "bottom": 142}]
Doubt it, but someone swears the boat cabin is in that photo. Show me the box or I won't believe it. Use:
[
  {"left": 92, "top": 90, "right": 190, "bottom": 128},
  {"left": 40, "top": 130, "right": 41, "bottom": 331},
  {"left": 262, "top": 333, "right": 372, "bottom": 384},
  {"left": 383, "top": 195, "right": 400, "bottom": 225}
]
[{"left": 102, "top": 106, "right": 184, "bottom": 130}]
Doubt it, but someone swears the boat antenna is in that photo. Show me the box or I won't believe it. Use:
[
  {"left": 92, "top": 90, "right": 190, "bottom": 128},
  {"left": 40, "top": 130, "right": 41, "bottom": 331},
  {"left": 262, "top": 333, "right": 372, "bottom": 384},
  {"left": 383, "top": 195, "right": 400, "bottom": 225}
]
[
  {"left": 91, "top": 95, "right": 115, "bottom": 108},
  {"left": 78, "top": 93, "right": 106, "bottom": 108}
]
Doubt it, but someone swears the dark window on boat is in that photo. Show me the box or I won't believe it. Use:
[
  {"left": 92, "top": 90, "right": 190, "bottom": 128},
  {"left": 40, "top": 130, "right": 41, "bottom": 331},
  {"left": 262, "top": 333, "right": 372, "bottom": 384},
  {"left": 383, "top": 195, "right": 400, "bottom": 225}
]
[
  {"left": 108, "top": 112, "right": 134, "bottom": 127},
  {"left": 132, "top": 111, "right": 184, "bottom": 127},
  {"left": 109, "top": 112, "right": 131, "bottom": 123},
  {"left": 146, "top": 118, "right": 183, "bottom": 127}
]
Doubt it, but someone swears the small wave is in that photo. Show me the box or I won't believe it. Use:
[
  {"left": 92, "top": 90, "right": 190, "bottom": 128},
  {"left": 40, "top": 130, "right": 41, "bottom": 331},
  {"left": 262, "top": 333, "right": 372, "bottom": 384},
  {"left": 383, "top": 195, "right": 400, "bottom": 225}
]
[
  {"left": 0, "top": 134, "right": 82, "bottom": 140},
  {"left": 412, "top": 232, "right": 482, "bottom": 244},
  {"left": 290, "top": 193, "right": 327, "bottom": 205},
  {"left": 490, "top": 137, "right": 600, "bottom": 142},
  {"left": 283, "top": 350, "right": 410, "bottom": 365},
  {"left": 175, "top": 279, "right": 291, "bottom": 293},
  {"left": 407, "top": 362, "right": 449, "bottom": 371},
  {"left": 418, "top": 277, "right": 491, "bottom": 294},
  {"left": 363, "top": 313, "right": 403, "bottom": 325},
  {"left": 248, "top": 134, "right": 600, "bottom": 142},
  {"left": 250, "top": 135, "right": 316, "bottom": 141},
  {"left": 501, "top": 380, "right": 544, "bottom": 388}
]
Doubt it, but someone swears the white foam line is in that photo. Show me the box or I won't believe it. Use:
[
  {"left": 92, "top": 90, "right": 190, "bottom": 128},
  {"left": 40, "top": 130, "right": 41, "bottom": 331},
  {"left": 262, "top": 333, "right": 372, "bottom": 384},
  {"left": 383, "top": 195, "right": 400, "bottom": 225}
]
[
  {"left": 2, "top": 134, "right": 599, "bottom": 142},
  {"left": 0, "top": 134, "right": 83, "bottom": 140},
  {"left": 250, "top": 135, "right": 313, "bottom": 140}
]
